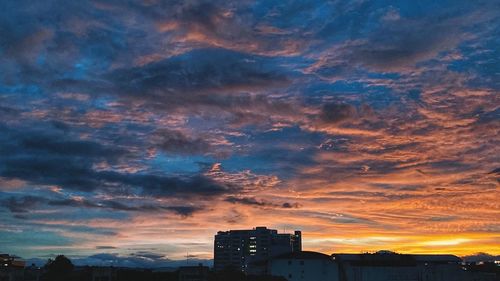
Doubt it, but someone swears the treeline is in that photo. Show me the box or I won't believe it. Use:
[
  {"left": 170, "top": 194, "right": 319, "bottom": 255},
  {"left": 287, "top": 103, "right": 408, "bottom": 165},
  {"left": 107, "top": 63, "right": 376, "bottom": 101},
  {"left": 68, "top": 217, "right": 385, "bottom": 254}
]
[
  {"left": 36, "top": 255, "right": 286, "bottom": 281},
  {"left": 209, "top": 269, "right": 286, "bottom": 281}
]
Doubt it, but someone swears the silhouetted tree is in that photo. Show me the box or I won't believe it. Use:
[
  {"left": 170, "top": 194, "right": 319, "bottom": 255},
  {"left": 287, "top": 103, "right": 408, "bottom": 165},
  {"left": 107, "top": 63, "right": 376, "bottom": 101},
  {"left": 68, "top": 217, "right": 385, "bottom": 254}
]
[
  {"left": 209, "top": 267, "right": 246, "bottom": 281},
  {"left": 208, "top": 268, "right": 287, "bottom": 281},
  {"left": 247, "top": 275, "right": 287, "bottom": 281},
  {"left": 42, "top": 255, "right": 74, "bottom": 281}
]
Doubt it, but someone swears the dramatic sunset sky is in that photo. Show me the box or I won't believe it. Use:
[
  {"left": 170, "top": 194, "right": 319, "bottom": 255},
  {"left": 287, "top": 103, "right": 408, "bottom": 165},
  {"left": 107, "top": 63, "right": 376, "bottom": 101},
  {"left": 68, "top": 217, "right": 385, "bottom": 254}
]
[{"left": 0, "top": 0, "right": 499, "bottom": 267}]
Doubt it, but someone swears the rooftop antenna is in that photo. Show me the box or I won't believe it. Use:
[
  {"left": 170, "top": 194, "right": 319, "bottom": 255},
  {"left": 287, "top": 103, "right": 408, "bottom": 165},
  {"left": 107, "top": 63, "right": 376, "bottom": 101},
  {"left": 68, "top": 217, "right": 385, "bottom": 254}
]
[{"left": 186, "top": 252, "right": 189, "bottom": 265}]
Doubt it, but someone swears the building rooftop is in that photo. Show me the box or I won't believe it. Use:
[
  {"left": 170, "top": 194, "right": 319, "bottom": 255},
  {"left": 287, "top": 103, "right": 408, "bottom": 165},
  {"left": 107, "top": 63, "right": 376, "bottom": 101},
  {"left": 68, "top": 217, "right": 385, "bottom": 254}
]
[
  {"left": 413, "top": 255, "right": 462, "bottom": 262},
  {"left": 332, "top": 253, "right": 461, "bottom": 266},
  {"left": 272, "top": 251, "right": 332, "bottom": 261}
]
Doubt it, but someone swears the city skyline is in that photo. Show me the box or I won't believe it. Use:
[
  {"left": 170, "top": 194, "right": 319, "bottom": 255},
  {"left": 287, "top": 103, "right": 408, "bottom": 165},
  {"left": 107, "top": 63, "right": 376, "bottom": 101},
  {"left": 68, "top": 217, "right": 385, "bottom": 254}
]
[
  {"left": 2, "top": 226, "right": 499, "bottom": 268},
  {"left": 0, "top": 0, "right": 499, "bottom": 267}
]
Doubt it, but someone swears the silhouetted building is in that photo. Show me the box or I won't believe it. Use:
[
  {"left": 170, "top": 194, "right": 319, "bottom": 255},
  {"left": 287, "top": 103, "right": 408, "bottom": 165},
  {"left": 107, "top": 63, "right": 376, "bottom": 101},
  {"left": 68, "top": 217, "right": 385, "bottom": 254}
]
[
  {"left": 262, "top": 250, "right": 497, "bottom": 281},
  {"left": 214, "top": 227, "right": 301, "bottom": 272},
  {"left": 462, "top": 262, "right": 499, "bottom": 281},
  {"left": 178, "top": 264, "right": 209, "bottom": 281},
  {"left": 0, "top": 254, "right": 26, "bottom": 281},
  {"left": 91, "top": 267, "right": 117, "bottom": 281},
  {"left": 268, "top": 251, "right": 338, "bottom": 281},
  {"left": 333, "top": 252, "right": 464, "bottom": 281},
  {"left": 0, "top": 254, "right": 25, "bottom": 269},
  {"left": 24, "top": 264, "right": 42, "bottom": 281}
]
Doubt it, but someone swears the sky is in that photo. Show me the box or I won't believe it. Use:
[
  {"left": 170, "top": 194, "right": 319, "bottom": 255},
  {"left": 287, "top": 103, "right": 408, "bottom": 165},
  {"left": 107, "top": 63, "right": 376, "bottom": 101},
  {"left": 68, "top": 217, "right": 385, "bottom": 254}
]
[{"left": 0, "top": 0, "right": 499, "bottom": 267}]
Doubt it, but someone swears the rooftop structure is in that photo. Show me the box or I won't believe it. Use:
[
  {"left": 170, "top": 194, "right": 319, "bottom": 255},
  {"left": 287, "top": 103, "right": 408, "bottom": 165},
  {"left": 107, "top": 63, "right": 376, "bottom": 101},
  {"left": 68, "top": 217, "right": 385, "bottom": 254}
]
[{"left": 214, "top": 226, "right": 301, "bottom": 272}]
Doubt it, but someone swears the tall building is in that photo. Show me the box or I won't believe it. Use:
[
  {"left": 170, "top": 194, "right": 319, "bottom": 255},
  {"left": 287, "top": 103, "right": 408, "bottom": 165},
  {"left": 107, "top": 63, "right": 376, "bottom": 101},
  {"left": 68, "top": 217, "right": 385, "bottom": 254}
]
[{"left": 214, "top": 226, "right": 301, "bottom": 272}]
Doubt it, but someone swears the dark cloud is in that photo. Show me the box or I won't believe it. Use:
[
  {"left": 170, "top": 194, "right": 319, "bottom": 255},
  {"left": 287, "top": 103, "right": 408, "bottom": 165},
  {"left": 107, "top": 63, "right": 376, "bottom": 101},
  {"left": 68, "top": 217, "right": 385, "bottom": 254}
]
[
  {"left": 4, "top": 0, "right": 294, "bottom": 128},
  {"left": 312, "top": 1, "right": 498, "bottom": 74},
  {"left": 224, "top": 210, "right": 247, "bottom": 224},
  {"left": 1, "top": 194, "right": 204, "bottom": 217},
  {"left": 350, "top": 21, "right": 460, "bottom": 71},
  {"left": 1, "top": 196, "right": 44, "bottom": 213},
  {"left": 320, "top": 103, "right": 357, "bottom": 124},
  {"left": 48, "top": 198, "right": 101, "bottom": 209},
  {"left": 282, "top": 202, "right": 301, "bottom": 209},
  {"left": 0, "top": 105, "right": 21, "bottom": 119},
  {"left": 0, "top": 1, "right": 132, "bottom": 89},
  {"left": 152, "top": 0, "right": 306, "bottom": 55},
  {"left": 488, "top": 168, "right": 500, "bottom": 175},
  {"left": 40, "top": 47, "right": 297, "bottom": 126},
  {"left": 1, "top": 156, "right": 97, "bottom": 191},
  {"left": 175, "top": 1, "right": 228, "bottom": 33},
  {"left": 165, "top": 206, "right": 204, "bottom": 217},
  {"left": 307, "top": 211, "right": 382, "bottom": 227},
  {"left": 122, "top": 173, "right": 229, "bottom": 198},
  {"left": 155, "top": 129, "right": 211, "bottom": 155},
  {"left": 428, "top": 216, "right": 458, "bottom": 222},
  {"left": 100, "top": 200, "right": 203, "bottom": 217},
  {"left": 225, "top": 196, "right": 300, "bottom": 209},
  {"left": 102, "top": 48, "right": 295, "bottom": 123},
  {"left": 109, "top": 48, "right": 287, "bottom": 96},
  {"left": 324, "top": 191, "right": 419, "bottom": 201},
  {"left": 19, "top": 134, "right": 120, "bottom": 157},
  {"left": 0, "top": 123, "right": 125, "bottom": 191},
  {"left": 0, "top": 123, "right": 230, "bottom": 197},
  {"left": 225, "top": 196, "right": 269, "bottom": 207}
]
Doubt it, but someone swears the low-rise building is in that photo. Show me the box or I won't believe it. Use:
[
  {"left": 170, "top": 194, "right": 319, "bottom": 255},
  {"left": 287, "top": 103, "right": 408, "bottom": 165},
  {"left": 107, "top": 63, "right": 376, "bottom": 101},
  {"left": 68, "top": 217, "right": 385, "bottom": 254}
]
[
  {"left": 265, "top": 251, "right": 487, "bottom": 281},
  {"left": 0, "top": 254, "right": 26, "bottom": 281},
  {"left": 178, "top": 264, "right": 209, "bottom": 281},
  {"left": 268, "top": 251, "right": 338, "bottom": 281},
  {"left": 91, "top": 266, "right": 117, "bottom": 281},
  {"left": 333, "top": 252, "right": 464, "bottom": 281},
  {"left": 0, "top": 254, "right": 25, "bottom": 269}
]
